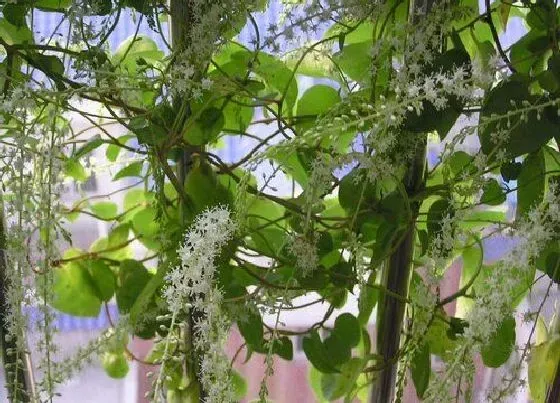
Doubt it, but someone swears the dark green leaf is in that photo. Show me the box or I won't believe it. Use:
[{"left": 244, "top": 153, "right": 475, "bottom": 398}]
[
  {"left": 517, "top": 150, "right": 545, "bottom": 218},
  {"left": 411, "top": 343, "right": 430, "bottom": 398},
  {"left": 303, "top": 331, "right": 338, "bottom": 373},
  {"left": 479, "top": 80, "right": 557, "bottom": 159},
  {"left": 357, "top": 271, "right": 378, "bottom": 325},
  {"left": 333, "top": 313, "right": 361, "bottom": 347},
  {"left": 272, "top": 336, "right": 293, "bottom": 360},
  {"left": 481, "top": 316, "right": 516, "bottom": 367},
  {"left": 237, "top": 310, "right": 264, "bottom": 350},
  {"left": 481, "top": 179, "right": 506, "bottom": 205},
  {"left": 86, "top": 259, "right": 116, "bottom": 302},
  {"left": 116, "top": 260, "right": 152, "bottom": 313}
]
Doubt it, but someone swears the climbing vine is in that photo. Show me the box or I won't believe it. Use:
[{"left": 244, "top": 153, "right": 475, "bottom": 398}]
[{"left": 0, "top": 0, "right": 560, "bottom": 402}]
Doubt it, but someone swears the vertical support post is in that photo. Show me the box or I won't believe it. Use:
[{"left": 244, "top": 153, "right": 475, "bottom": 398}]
[
  {"left": 169, "top": 1, "right": 206, "bottom": 401},
  {"left": 370, "top": 1, "right": 437, "bottom": 402}
]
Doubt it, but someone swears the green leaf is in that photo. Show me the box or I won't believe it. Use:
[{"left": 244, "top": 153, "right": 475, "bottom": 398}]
[
  {"left": 272, "top": 336, "right": 293, "bottom": 361},
  {"left": 254, "top": 53, "right": 298, "bottom": 116},
  {"left": 237, "top": 310, "right": 264, "bottom": 350},
  {"left": 231, "top": 370, "right": 248, "bottom": 400},
  {"left": 185, "top": 107, "right": 224, "bottom": 145},
  {"left": 296, "top": 85, "right": 341, "bottom": 134},
  {"left": 0, "top": 17, "right": 32, "bottom": 45},
  {"left": 28, "top": 53, "right": 65, "bottom": 77},
  {"left": 272, "top": 152, "right": 309, "bottom": 186},
  {"left": 543, "top": 251, "right": 560, "bottom": 283},
  {"left": 184, "top": 162, "right": 231, "bottom": 216},
  {"left": 73, "top": 136, "right": 104, "bottom": 159},
  {"left": 131, "top": 207, "right": 158, "bottom": 237},
  {"left": 323, "top": 332, "right": 352, "bottom": 368},
  {"left": 411, "top": 343, "right": 430, "bottom": 398},
  {"left": 129, "top": 266, "right": 166, "bottom": 327},
  {"left": 517, "top": 150, "right": 546, "bottom": 218},
  {"left": 459, "top": 207, "right": 507, "bottom": 230},
  {"left": 333, "top": 41, "right": 372, "bottom": 83},
  {"left": 2, "top": 4, "right": 27, "bottom": 27},
  {"left": 116, "top": 260, "right": 152, "bottom": 314},
  {"left": 481, "top": 316, "right": 516, "bottom": 368},
  {"left": 52, "top": 249, "right": 101, "bottom": 317},
  {"left": 357, "top": 271, "right": 378, "bottom": 325},
  {"left": 500, "top": 160, "right": 523, "bottom": 182},
  {"left": 106, "top": 135, "right": 133, "bottom": 162},
  {"left": 510, "top": 31, "right": 547, "bottom": 76},
  {"left": 309, "top": 366, "right": 330, "bottom": 403},
  {"left": 90, "top": 201, "right": 118, "bottom": 220},
  {"left": 498, "top": 3, "right": 511, "bottom": 30},
  {"left": 131, "top": 207, "right": 160, "bottom": 251},
  {"left": 481, "top": 179, "right": 506, "bottom": 205},
  {"left": 333, "top": 313, "right": 361, "bottom": 347},
  {"left": 35, "top": 0, "right": 72, "bottom": 10},
  {"left": 456, "top": 241, "right": 483, "bottom": 317},
  {"left": 321, "top": 358, "right": 365, "bottom": 401},
  {"left": 222, "top": 100, "right": 253, "bottom": 133},
  {"left": 479, "top": 80, "right": 557, "bottom": 159},
  {"left": 528, "top": 336, "right": 560, "bottom": 402},
  {"left": 113, "top": 161, "right": 143, "bottom": 181},
  {"left": 338, "top": 168, "right": 376, "bottom": 212},
  {"left": 101, "top": 351, "right": 129, "bottom": 379},
  {"left": 64, "top": 159, "right": 88, "bottom": 182},
  {"left": 303, "top": 331, "right": 338, "bottom": 373},
  {"left": 85, "top": 259, "right": 116, "bottom": 302},
  {"left": 112, "top": 35, "right": 164, "bottom": 73},
  {"left": 129, "top": 116, "right": 167, "bottom": 146}
]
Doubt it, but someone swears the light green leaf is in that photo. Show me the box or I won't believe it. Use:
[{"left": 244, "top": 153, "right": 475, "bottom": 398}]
[
  {"left": 113, "top": 161, "right": 143, "bottom": 181},
  {"left": 90, "top": 201, "right": 118, "bottom": 220},
  {"left": 52, "top": 249, "right": 101, "bottom": 317},
  {"left": 321, "top": 358, "right": 365, "bottom": 401},
  {"left": 296, "top": 85, "right": 340, "bottom": 134},
  {"left": 0, "top": 18, "right": 32, "bottom": 45},
  {"left": 528, "top": 336, "right": 560, "bottom": 402},
  {"left": 64, "top": 159, "right": 88, "bottom": 182},
  {"left": 112, "top": 35, "right": 164, "bottom": 73},
  {"left": 106, "top": 135, "right": 133, "bottom": 162}
]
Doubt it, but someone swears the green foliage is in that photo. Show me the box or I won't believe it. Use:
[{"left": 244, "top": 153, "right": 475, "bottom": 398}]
[
  {"left": 411, "top": 343, "right": 430, "bottom": 398},
  {"left": 52, "top": 250, "right": 113, "bottom": 317},
  {"left": 479, "top": 80, "right": 559, "bottom": 159},
  {"left": 481, "top": 316, "right": 516, "bottom": 368},
  {"left": 116, "top": 260, "right": 152, "bottom": 314},
  {"left": 6, "top": 1, "right": 560, "bottom": 401}
]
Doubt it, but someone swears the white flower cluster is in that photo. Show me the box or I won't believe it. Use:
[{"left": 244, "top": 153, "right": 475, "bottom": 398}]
[
  {"left": 162, "top": 206, "right": 236, "bottom": 403},
  {"left": 465, "top": 187, "right": 560, "bottom": 345},
  {"left": 163, "top": 206, "right": 235, "bottom": 313},
  {"left": 287, "top": 233, "right": 319, "bottom": 277}
]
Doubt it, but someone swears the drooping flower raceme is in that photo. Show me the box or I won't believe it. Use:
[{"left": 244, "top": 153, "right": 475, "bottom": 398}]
[{"left": 161, "top": 206, "right": 236, "bottom": 403}]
